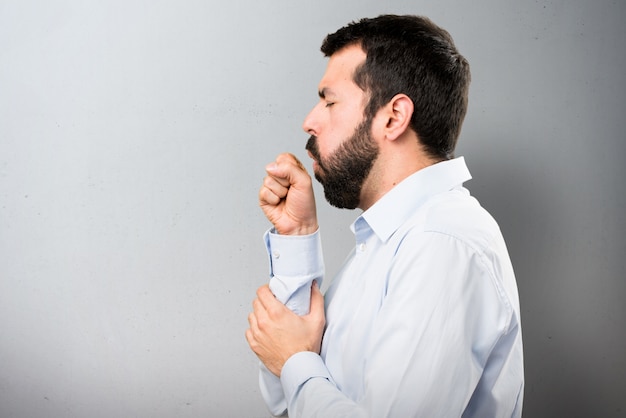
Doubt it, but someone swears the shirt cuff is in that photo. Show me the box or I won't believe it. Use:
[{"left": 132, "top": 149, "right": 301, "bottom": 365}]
[
  {"left": 280, "top": 351, "right": 332, "bottom": 408},
  {"left": 264, "top": 228, "right": 324, "bottom": 315},
  {"left": 265, "top": 228, "right": 324, "bottom": 277}
]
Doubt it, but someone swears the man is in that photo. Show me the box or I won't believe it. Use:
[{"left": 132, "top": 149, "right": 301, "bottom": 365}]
[{"left": 246, "top": 15, "right": 524, "bottom": 417}]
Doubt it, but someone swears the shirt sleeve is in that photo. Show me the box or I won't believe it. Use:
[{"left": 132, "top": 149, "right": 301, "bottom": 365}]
[
  {"left": 281, "top": 352, "right": 368, "bottom": 417},
  {"left": 258, "top": 228, "right": 325, "bottom": 416}
]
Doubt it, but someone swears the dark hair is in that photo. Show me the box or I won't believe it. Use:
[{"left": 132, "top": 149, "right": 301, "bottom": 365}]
[{"left": 321, "top": 15, "right": 471, "bottom": 160}]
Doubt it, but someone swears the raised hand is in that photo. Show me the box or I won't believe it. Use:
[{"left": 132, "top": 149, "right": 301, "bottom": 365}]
[{"left": 259, "top": 153, "right": 318, "bottom": 235}]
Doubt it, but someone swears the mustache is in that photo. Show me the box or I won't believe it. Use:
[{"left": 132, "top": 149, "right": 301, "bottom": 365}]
[{"left": 305, "top": 135, "right": 321, "bottom": 161}]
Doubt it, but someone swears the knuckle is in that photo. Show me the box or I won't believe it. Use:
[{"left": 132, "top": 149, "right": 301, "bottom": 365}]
[
  {"left": 266, "top": 303, "right": 284, "bottom": 319},
  {"left": 277, "top": 152, "right": 294, "bottom": 162},
  {"left": 255, "top": 315, "right": 267, "bottom": 331},
  {"left": 258, "top": 188, "right": 272, "bottom": 204}
]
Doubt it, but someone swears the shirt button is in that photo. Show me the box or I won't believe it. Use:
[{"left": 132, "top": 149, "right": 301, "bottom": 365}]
[
  {"left": 358, "top": 243, "right": 366, "bottom": 252},
  {"left": 273, "top": 251, "right": 280, "bottom": 259}
]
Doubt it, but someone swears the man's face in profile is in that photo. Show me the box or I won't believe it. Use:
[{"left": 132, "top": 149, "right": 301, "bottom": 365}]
[{"left": 303, "top": 45, "right": 379, "bottom": 209}]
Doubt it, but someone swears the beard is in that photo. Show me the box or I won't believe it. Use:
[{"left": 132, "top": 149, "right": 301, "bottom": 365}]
[{"left": 305, "top": 116, "right": 379, "bottom": 209}]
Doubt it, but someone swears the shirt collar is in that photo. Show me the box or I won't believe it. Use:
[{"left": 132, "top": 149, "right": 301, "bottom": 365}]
[{"left": 351, "top": 156, "right": 472, "bottom": 243}]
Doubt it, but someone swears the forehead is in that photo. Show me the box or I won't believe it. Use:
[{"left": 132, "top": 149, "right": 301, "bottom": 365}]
[{"left": 318, "top": 44, "right": 367, "bottom": 94}]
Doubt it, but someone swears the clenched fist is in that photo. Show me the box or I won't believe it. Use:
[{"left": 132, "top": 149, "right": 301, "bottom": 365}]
[{"left": 259, "top": 153, "right": 318, "bottom": 235}]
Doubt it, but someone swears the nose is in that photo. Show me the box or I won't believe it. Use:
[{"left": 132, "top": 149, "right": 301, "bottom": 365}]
[{"left": 302, "top": 103, "right": 320, "bottom": 136}]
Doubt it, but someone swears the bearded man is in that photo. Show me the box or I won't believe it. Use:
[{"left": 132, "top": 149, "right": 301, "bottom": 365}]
[{"left": 246, "top": 14, "right": 524, "bottom": 417}]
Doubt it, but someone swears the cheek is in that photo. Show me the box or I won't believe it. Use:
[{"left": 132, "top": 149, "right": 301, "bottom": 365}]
[
  {"left": 319, "top": 119, "right": 354, "bottom": 157},
  {"left": 316, "top": 102, "right": 365, "bottom": 158},
  {"left": 317, "top": 135, "right": 343, "bottom": 163}
]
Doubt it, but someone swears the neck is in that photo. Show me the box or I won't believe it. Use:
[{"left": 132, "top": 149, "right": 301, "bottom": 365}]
[{"left": 358, "top": 137, "right": 438, "bottom": 211}]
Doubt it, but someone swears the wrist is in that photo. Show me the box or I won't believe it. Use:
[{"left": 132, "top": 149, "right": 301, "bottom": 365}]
[{"left": 276, "top": 223, "right": 318, "bottom": 236}]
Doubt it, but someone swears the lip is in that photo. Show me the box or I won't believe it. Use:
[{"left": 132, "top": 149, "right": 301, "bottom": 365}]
[{"left": 307, "top": 150, "right": 318, "bottom": 167}]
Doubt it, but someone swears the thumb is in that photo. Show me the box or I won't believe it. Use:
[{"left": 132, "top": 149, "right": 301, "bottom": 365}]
[{"left": 309, "top": 281, "right": 325, "bottom": 317}]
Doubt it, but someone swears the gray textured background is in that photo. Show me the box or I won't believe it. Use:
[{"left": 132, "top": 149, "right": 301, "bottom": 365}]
[{"left": 1, "top": 1, "right": 624, "bottom": 417}]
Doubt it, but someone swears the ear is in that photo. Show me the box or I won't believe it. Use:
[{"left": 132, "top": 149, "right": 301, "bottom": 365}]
[{"left": 380, "top": 94, "right": 414, "bottom": 142}]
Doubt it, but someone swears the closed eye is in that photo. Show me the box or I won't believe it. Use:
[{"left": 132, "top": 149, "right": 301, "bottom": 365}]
[{"left": 318, "top": 87, "right": 337, "bottom": 108}]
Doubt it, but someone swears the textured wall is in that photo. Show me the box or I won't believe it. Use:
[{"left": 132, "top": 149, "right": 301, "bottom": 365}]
[{"left": 1, "top": 1, "right": 624, "bottom": 416}]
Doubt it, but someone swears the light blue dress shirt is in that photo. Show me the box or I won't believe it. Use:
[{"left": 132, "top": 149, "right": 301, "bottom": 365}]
[{"left": 260, "top": 157, "right": 524, "bottom": 417}]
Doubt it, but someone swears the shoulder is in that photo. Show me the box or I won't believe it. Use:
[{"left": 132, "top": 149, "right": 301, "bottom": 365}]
[
  {"left": 394, "top": 186, "right": 517, "bottom": 297},
  {"left": 389, "top": 186, "right": 518, "bottom": 312},
  {"left": 391, "top": 187, "right": 512, "bottom": 279},
  {"left": 419, "top": 188, "right": 503, "bottom": 253}
]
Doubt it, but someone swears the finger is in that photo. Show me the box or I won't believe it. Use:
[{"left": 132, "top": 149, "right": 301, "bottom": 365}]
[
  {"left": 266, "top": 154, "right": 310, "bottom": 187},
  {"left": 257, "top": 285, "right": 289, "bottom": 318},
  {"left": 259, "top": 186, "right": 281, "bottom": 206},
  {"left": 256, "top": 284, "right": 277, "bottom": 309},
  {"left": 247, "top": 311, "right": 256, "bottom": 328},
  {"left": 252, "top": 297, "right": 266, "bottom": 320},
  {"left": 245, "top": 327, "right": 257, "bottom": 350},
  {"left": 246, "top": 313, "right": 258, "bottom": 347},
  {"left": 250, "top": 293, "right": 267, "bottom": 324},
  {"left": 262, "top": 175, "right": 290, "bottom": 199},
  {"left": 259, "top": 181, "right": 285, "bottom": 206},
  {"left": 265, "top": 164, "right": 293, "bottom": 188}
]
